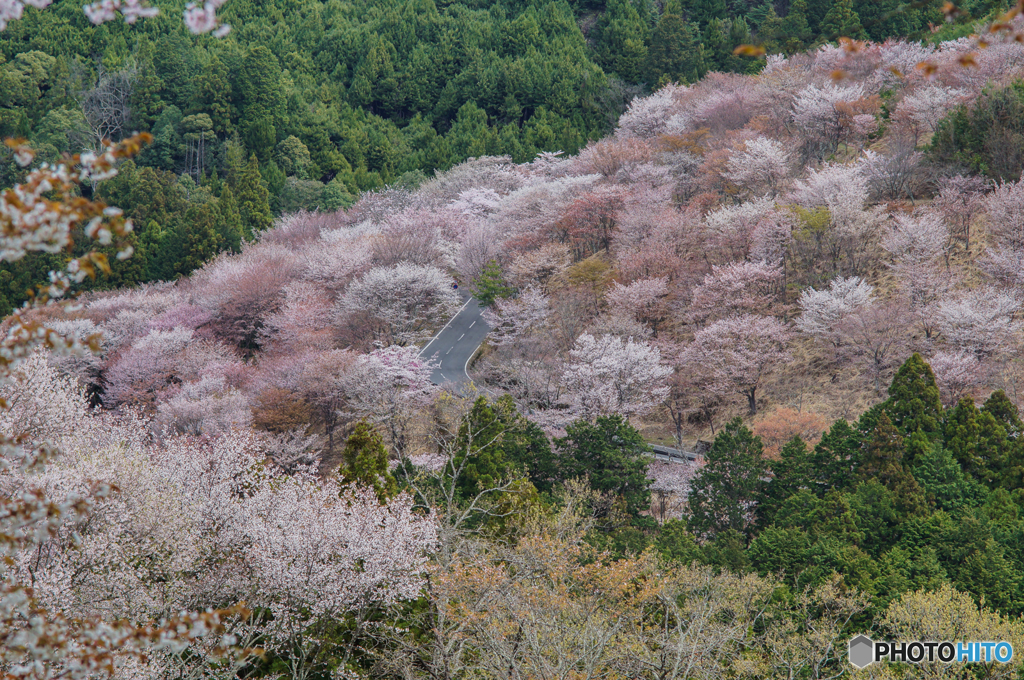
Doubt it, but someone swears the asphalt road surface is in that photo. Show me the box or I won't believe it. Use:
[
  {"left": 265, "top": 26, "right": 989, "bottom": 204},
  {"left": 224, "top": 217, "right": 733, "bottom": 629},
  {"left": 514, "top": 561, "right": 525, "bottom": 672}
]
[
  {"left": 421, "top": 301, "right": 698, "bottom": 462},
  {"left": 419, "top": 295, "right": 491, "bottom": 389}
]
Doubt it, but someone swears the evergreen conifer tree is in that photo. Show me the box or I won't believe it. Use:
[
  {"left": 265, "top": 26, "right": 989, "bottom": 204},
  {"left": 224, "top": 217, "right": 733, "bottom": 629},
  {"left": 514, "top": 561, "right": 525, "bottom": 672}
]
[
  {"left": 808, "top": 419, "right": 860, "bottom": 494},
  {"left": 883, "top": 353, "right": 944, "bottom": 439},
  {"left": 234, "top": 154, "right": 273, "bottom": 239},
  {"left": 647, "top": 1, "right": 703, "bottom": 84},
  {"left": 553, "top": 415, "right": 652, "bottom": 518},
  {"left": 471, "top": 260, "right": 514, "bottom": 307},
  {"left": 683, "top": 0, "right": 727, "bottom": 28},
  {"left": 178, "top": 203, "right": 221, "bottom": 275},
  {"left": 593, "top": 0, "right": 650, "bottom": 82},
  {"left": 781, "top": 0, "right": 812, "bottom": 52},
  {"left": 758, "top": 435, "right": 811, "bottom": 528},
  {"left": 820, "top": 0, "right": 867, "bottom": 40},
  {"left": 687, "top": 418, "right": 769, "bottom": 538},
  {"left": 858, "top": 411, "right": 927, "bottom": 516},
  {"left": 339, "top": 421, "right": 398, "bottom": 503},
  {"left": 451, "top": 397, "right": 517, "bottom": 499},
  {"left": 216, "top": 186, "right": 244, "bottom": 254}
]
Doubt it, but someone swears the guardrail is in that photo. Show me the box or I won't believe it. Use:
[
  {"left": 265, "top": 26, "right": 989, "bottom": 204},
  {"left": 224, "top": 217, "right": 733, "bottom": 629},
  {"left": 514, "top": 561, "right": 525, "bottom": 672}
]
[{"left": 649, "top": 444, "right": 700, "bottom": 463}]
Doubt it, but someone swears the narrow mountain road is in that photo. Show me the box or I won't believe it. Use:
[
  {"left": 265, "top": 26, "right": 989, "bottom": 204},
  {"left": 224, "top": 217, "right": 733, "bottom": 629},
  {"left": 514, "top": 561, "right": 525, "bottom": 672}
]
[
  {"left": 419, "top": 295, "right": 491, "bottom": 389},
  {"left": 420, "top": 302, "right": 699, "bottom": 464}
]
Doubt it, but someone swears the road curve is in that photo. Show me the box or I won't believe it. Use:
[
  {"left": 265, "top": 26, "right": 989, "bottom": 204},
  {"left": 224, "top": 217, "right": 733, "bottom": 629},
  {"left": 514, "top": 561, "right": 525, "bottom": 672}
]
[
  {"left": 421, "top": 306, "right": 699, "bottom": 461},
  {"left": 419, "top": 295, "right": 491, "bottom": 389}
]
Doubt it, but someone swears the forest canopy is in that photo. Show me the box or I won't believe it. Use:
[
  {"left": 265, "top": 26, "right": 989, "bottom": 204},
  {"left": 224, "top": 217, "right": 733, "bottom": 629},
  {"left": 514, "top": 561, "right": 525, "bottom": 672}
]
[{"left": 0, "top": 0, "right": 975, "bottom": 314}]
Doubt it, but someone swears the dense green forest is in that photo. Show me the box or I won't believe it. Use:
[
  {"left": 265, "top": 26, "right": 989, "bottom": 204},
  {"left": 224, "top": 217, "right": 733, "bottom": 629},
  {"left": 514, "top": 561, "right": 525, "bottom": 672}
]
[
  {"left": 548, "top": 354, "right": 1024, "bottom": 618},
  {"left": 0, "top": 0, "right": 983, "bottom": 315}
]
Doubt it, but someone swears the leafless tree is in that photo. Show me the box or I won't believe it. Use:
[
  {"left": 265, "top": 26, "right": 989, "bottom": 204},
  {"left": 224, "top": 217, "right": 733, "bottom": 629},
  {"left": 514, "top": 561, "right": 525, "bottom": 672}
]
[{"left": 75, "top": 63, "right": 137, "bottom": 150}]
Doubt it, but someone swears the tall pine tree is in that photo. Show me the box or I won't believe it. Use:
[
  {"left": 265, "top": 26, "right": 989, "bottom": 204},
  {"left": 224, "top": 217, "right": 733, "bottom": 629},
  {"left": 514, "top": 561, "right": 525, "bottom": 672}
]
[{"left": 233, "top": 154, "right": 273, "bottom": 239}]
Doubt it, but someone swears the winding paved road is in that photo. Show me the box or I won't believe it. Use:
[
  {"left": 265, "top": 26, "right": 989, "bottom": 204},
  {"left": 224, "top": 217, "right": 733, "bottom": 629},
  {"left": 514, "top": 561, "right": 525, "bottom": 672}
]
[
  {"left": 419, "top": 294, "right": 491, "bottom": 390},
  {"left": 419, "top": 299, "right": 698, "bottom": 465}
]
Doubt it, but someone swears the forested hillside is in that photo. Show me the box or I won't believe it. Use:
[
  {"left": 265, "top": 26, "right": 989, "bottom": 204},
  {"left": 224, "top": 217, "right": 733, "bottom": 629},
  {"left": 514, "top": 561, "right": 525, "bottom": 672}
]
[
  {"left": 0, "top": 0, "right": 976, "bottom": 314},
  {"left": 8, "top": 0, "right": 1024, "bottom": 676}
]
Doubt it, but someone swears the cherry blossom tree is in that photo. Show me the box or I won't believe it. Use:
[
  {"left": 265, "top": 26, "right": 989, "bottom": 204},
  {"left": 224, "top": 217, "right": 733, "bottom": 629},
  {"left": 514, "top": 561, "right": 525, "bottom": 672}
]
[
  {"left": 934, "top": 174, "right": 987, "bottom": 249},
  {"left": 561, "top": 333, "right": 671, "bottom": 421},
  {"left": 724, "top": 136, "right": 792, "bottom": 197},
  {"left": 342, "top": 345, "right": 436, "bottom": 456},
  {"left": 337, "top": 263, "right": 460, "bottom": 347},
  {"left": 935, "top": 287, "right": 1021, "bottom": 358},
  {"left": 261, "top": 280, "right": 335, "bottom": 354},
  {"left": 930, "top": 350, "right": 984, "bottom": 407},
  {"left": 881, "top": 210, "right": 953, "bottom": 313},
  {"left": 604, "top": 276, "right": 670, "bottom": 332},
  {"left": 648, "top": 458, "right": 701, "bottom": 521},
  {"left": 102, "top": 327, "right": 237, "bottom": 408},
  {"left": 690, "top": 260, "right": 782, "bottom": 323},
  {"left": 835, "top": 301, "right": 911, "bottom": 393},
  {"left": 155, "top": 374, "right": 251, "bottom": 438},
  {"left": 702, "top": 197, "right": 778, "bottom": 263},
  {"left": 299, "top": 226, "right": 373, "bottom": 295},
  {"left": 482, "top": 285, "right": 552, "bottom": 347},
  {"left": 893, "top": 86, "right": 967, "bottom": 144},
  {"left": 191, "top": 244, "right": 300, "bottom": 354},
  {"left": 297, "top": 349, "right": 358, "bottom": 453},
  {"left": 373, "top": 210, "right": 448, "bottom": 268},
  {"left": 616, "top": 84, "right": 686, "bottom": 140},
  {"left": 680, "top": 315, "right": 791, "bottom": 415},
  {"left": 792, "top": 83, "right": 872, "bottom": 160},
  {"left": 983, "top": 179, "right": 1024, "bottom": 287},
  {"left": 790, "top": 162, "right": 880, "bottom": 275},
  {"left": 795, "top": 276, "right": 874, "bottom": 348},
  {"left": 859, "top": 143, "right": 923, "bottom": 202}
]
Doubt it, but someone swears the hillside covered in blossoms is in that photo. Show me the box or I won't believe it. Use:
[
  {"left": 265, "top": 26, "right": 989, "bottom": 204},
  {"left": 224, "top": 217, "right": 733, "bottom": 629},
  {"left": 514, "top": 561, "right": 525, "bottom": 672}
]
[{"left": 6, "top": 1, "right": 1024, "bottom": 676}]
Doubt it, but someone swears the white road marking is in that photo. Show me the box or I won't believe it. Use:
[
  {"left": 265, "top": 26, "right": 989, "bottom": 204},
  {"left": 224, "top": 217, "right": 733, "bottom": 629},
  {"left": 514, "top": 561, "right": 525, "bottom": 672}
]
[
  {"left": 439, "top": 372, "right": 448, "bottom": 381},
  {"left": 469, "top": 321, "right": 476, "bottom": 328},
  {"left": 419, "top": 297, "right": 473, "bottom": 357},
  {"left": 446, "top": 347, "right": 452, "bottom": 354},
  {"left": 458, "top": 334, "right": 464, "bottom": 340}
]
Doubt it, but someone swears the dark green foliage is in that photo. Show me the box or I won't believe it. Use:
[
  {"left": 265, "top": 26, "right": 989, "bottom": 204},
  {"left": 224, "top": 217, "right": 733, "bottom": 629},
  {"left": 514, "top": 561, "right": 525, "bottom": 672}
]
[
  {"left": 683, "top": 0, "right": 727, "bottom": 29},
  {"left": 882, "top": 353, "right": 944, "bottom": 439},
  {"left": 339, "top": 420, "right": 399, "bottom": 503},
  {"left": 646, "top": 9, "right": 705, "bottom": 85},
  {"left": 179, "top": 202, "right": 222, "bottom": 275},
  {"left": 655, "top": 518, "right": 701, "bottom": 564},
  {"left": 931, "top": 80, "right": 1024, "bottom": 181},
  {"left": 700, "top": 529, "right": 749, "bottom": 573},
  {"left": 216, "top": 185, "right": 245, "bottom": 254},
  {"left": 757, "top": 435, "right": 811, "bottom": 528},
  {"left": 593, "top": 0, "right": 649, "bottom": 81},
  {"left": 857, "top": 412, "right": 927, "bottom": 517},
  {"left": 913, "top": 443, "right": 988, "bottom": 512},
  {"left": 552, "top": 415, "right": 652, "bottom": 518},
  {"left": 819, "top": 0, "right": 867, "bottom": 39},
  {"left": 687, "top": 418, "right": 769, "bottom": 539},
  {"left": 806, "top": 419, "right": 860, "bottom": 494},
  {"left": 450, "top": 395, "right": 553, "bottom": 500},
  {"left": 234, "top": 154, "right": 273, "bottom": 238},
  {"left": 471, "top": 260, "right": 514, "bottom": 307},
  {"left": 780, "top": 0, "right": 813, "bottom": 52}
]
